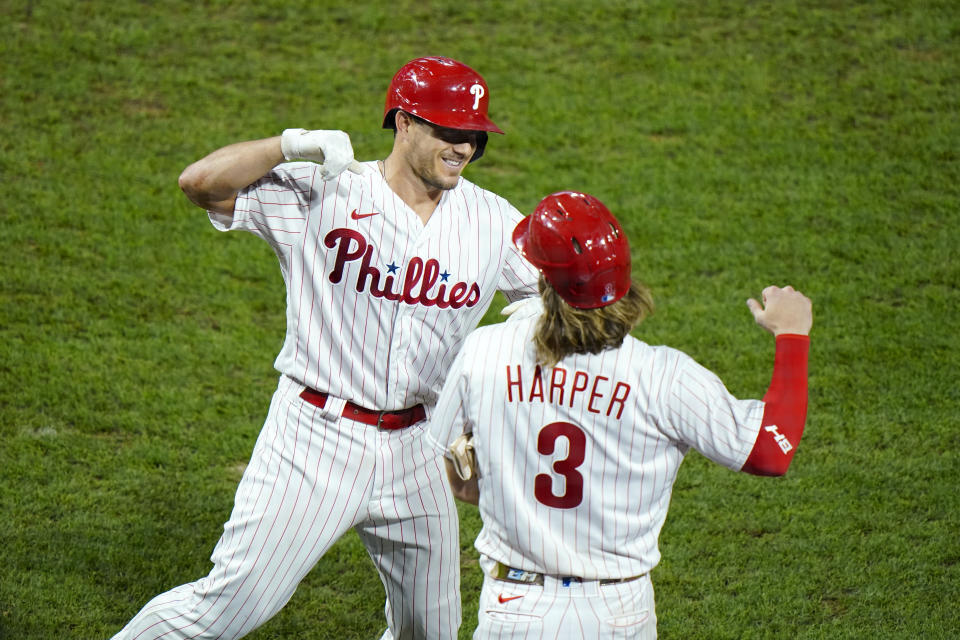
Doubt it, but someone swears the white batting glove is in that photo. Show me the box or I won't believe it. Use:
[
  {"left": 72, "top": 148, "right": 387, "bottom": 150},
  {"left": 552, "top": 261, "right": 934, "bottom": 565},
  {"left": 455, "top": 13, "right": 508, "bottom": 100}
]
[
  {"left": 449, "top": 433, "right": 477, "bottom": 481},
  {"left": 280, "top": 128, "right": 369, "bottom": 180}
]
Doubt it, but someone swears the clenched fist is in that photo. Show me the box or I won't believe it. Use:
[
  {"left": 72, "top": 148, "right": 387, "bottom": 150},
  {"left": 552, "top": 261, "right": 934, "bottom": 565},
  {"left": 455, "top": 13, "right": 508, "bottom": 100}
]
[
  {"left": 747, "top": 285, "right": 813, "bottom": 336},
  {"left": 280, "top": 128, "right": 369, "bottom": 180}
]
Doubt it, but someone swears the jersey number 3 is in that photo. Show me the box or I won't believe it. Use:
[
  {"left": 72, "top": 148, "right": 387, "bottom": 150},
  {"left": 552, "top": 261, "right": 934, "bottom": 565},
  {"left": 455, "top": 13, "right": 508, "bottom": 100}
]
[{"left": 534, "top": 422, "right": 586, "bottom": 509}]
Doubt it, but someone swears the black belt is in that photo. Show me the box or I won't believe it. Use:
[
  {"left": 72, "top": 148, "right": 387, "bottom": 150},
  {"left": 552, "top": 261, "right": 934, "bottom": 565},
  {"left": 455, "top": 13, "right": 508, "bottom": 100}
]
[
  {"left": 493, "top": 562, "right": 644, "bottom": 587},
  {"left": 299, "top": 388, "right": 426, "bottom": 430}
]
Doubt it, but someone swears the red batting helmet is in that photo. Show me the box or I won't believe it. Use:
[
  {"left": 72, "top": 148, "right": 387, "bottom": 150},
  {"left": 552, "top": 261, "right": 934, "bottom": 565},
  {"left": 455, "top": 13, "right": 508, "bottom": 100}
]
[
  {"left": 513, "top": 191, "right": 632, "bottom": 309},
  {"left": 383, "top": 56, "right": 503, "bottom": 162}
]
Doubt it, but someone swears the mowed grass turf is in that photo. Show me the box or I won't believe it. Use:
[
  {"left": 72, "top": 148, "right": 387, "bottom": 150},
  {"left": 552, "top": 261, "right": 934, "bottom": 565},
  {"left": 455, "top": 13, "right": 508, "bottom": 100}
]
[{"left": 1, "top": 1, "right": 957, "bottom": 638}]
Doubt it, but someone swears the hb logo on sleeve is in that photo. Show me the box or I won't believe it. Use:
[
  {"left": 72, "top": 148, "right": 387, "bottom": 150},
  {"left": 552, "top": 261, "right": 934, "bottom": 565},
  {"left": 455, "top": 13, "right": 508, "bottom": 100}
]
[{"left": 764, "top": 424, "right": 793, "bottom": 454}]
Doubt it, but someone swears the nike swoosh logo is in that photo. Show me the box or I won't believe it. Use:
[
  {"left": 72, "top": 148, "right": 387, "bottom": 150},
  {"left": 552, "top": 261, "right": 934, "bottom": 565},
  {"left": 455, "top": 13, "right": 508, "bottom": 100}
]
[
  {"left": 498, "top": 594, "right": 524, "bottom": 603},
  {"left": 350, "top": 209, "right": 380, "bottom": 220}
]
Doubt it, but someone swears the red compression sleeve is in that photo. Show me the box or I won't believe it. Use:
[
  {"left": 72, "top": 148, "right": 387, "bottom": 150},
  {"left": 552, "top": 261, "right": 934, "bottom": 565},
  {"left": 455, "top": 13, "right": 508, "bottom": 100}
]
[{"left": 741, "top": 334, "right": 810, "bottom": 477}]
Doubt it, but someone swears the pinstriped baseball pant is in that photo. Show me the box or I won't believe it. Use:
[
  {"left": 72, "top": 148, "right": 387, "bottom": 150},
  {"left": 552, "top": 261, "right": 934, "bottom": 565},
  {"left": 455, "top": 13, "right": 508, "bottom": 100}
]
[
  {"left": 111, "top": 375, "right": 461, "bottom": 640},
  {"left": 472, "top": 556, "right": 656, "bottom": 639}
]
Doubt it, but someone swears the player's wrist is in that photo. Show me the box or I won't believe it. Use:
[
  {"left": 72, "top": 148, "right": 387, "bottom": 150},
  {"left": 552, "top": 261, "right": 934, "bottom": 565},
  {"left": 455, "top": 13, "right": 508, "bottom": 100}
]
[{"left": 280, "top": 128, "right": 310, "bottom": 162}]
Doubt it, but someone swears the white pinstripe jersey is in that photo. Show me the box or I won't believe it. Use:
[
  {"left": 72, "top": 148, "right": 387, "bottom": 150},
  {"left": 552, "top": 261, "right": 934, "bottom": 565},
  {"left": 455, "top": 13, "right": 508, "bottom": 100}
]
[
  {"left": 427, "top": 309, "right": 766, "bottom": 579},
  {"left": 209, "top": 160, "right": 539, "bottom": 410}
]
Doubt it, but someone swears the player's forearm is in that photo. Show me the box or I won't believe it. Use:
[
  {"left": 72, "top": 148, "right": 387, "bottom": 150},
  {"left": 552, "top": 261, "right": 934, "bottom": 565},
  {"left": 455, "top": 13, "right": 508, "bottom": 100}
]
[
  {"left": 178, "top": 137, "right": 284, "bottom": 213},
  {"left": 741, "top": 334, "right": 810, "bottom": 477}
]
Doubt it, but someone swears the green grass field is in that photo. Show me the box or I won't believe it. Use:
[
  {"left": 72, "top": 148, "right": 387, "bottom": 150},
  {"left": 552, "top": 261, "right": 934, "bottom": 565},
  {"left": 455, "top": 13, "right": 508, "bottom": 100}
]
[{"left": 2, "top": 0, "right": 958, "bottom": 638}]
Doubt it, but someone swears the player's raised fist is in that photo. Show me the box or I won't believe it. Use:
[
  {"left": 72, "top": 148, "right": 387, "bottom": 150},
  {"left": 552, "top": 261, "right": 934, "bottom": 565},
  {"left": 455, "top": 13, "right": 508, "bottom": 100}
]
[
  {"left": 747, "top": 285, "right": 813, "bottom": 336},
  {"left": 280, "top": 128, "right": 369, "bottom": 180}
]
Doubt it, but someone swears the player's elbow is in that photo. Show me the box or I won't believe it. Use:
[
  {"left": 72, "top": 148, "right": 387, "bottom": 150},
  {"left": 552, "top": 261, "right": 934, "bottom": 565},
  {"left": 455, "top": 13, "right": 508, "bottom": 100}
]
[
  {"left": 740, "top": 457, "right": 792, "bottom": 477},
  {"left": 178, "top": 165, "right": 236, "bottom": 215},
  {"left": 178, "top": 162, "right": 211, "bottom": 206},
  {"left": 743, "top": 465, "right": 789, "bottom": 478}
]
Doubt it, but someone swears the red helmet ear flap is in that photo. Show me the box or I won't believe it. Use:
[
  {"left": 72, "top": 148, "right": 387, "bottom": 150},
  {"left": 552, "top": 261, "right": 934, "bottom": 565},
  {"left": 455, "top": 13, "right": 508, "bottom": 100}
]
[{"left": 513, "top": 191, "right": 631, "bottom": 309}]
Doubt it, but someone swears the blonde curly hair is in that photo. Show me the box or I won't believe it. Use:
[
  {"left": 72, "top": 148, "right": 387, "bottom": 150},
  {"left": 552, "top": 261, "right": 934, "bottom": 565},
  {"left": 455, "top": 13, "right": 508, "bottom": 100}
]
[{"left": 533, "top": 275, "right": 654, "bottom": 368}]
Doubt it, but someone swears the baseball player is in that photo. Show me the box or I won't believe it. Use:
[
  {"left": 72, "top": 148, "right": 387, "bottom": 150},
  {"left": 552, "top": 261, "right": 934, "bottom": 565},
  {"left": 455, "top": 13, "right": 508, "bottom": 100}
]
[
  {"left": 110, "top": 56, "right": 538, "bottom": 640},
  {"left": 426, "top": 191, "right": 813, "bottom": 639}
]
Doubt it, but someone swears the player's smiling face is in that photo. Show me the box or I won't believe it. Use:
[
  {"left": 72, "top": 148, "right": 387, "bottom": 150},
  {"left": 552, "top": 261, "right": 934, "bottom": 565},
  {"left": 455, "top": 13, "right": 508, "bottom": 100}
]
[{"left": 403, "top": 114, "right": 479, "bottom": 191}]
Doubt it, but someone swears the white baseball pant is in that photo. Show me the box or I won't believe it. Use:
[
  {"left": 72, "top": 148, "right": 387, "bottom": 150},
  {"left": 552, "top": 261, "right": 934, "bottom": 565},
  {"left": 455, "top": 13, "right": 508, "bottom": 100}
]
[
  {"left": 111, "top": 375, "right": 460, "bottom": 640},
  {"left": 472, "top": 556, "right": 656, "bottom": 639}
]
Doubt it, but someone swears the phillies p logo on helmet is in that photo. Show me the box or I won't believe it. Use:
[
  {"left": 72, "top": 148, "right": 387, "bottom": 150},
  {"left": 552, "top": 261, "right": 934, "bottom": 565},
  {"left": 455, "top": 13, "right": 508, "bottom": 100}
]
[
  {"left": 469, "top": 84, "right": 485, "bottom": 110},
  {"left": 382, "top": 56, "right": 503, "bottom": 162}
]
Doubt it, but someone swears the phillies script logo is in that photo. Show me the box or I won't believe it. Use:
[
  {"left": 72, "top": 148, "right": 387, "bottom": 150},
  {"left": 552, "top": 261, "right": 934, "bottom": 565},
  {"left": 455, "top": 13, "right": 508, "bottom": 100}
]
[{"left": 325, "top": 229, "right": 481, "bottom": 309}]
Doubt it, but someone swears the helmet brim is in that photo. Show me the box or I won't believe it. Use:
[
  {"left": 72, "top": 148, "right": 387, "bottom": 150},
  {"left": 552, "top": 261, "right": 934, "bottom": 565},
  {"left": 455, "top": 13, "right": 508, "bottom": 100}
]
[
  {"left": 382, "top": 108, "right": 503, "bottom": 135},
  {"left": 512, "top": 215, "right": 535, "bottom": 264}
]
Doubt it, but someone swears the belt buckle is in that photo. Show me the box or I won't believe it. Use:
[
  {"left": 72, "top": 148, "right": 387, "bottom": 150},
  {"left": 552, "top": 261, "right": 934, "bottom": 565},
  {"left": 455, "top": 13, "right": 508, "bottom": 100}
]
[{"left": 376, "top": 412, "right": 385, "bottom": 428}]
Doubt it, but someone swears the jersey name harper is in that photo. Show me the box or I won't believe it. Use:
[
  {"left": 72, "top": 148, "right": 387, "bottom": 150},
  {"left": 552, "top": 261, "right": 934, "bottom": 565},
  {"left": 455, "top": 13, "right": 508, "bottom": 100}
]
[
  {"left": 325, "top": 228, "right": 481, "bottom": 308},
  {"left": 505, "top": 364, "right": 632, "bottom": 419}
]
